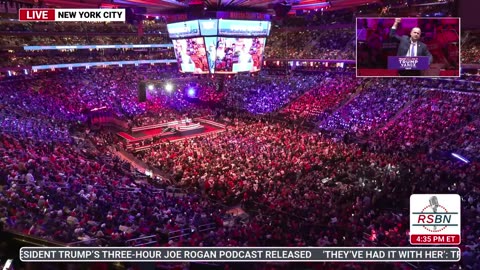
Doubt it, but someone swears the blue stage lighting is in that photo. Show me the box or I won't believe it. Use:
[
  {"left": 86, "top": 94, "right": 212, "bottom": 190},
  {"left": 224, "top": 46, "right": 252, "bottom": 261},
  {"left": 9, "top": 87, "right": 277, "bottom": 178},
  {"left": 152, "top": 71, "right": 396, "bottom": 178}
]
[{"left": 187, "top": 88, "right": 196, "bottom": 97}]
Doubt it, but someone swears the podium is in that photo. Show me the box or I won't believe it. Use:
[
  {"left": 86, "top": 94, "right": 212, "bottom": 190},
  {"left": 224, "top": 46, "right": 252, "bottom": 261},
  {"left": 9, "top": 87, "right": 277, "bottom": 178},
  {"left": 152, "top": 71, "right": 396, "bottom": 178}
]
[{"left": 388, "top": 56, "right": 430, "bottom": 70}]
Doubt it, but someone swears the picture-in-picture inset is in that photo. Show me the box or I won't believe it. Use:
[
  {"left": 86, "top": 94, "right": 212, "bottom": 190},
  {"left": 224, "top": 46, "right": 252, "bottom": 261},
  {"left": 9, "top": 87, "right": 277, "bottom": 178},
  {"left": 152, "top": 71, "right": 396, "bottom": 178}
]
[{"left": 356, "top": 17, "right": 460, "bottom": 77}]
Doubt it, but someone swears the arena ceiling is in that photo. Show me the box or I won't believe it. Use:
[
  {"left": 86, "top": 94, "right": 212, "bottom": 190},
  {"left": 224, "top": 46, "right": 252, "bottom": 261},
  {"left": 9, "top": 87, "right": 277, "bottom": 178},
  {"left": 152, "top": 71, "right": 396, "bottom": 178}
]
[{"left": 27, "top": 0, "right": 380, "bottom": 16}]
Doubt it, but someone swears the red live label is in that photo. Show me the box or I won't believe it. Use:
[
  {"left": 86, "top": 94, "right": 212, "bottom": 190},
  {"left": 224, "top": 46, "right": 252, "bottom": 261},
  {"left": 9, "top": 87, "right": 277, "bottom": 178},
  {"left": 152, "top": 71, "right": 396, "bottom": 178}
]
[
  {"left": 19, "top": 9, "right": 55, "bottom": 21},
  {"left": 411, "top": 234, "right": 460, "bottom": 245}
]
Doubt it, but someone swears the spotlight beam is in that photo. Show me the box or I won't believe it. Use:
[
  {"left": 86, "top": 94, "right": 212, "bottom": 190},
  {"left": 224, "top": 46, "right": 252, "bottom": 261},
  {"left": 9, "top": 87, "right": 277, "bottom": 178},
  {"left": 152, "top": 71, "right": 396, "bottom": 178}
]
[{"left": 451, "top": 153, "right": 470, "bottom": 163}]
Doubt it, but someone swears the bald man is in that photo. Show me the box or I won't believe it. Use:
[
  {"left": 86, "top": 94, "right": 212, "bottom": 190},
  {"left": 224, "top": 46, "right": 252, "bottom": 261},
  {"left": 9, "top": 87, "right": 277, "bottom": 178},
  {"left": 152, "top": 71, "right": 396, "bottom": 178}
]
[{"left": 390, "top": 18, "right": 433, "bottom": 63}]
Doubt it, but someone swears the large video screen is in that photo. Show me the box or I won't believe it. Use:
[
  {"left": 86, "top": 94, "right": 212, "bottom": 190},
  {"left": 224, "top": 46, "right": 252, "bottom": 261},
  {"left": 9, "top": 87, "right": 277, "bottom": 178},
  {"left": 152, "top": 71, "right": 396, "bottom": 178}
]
[
  {"left": 215, "top": 37, "right": 266, "bottom": 73},
  {"left": 172, "top": 38, "right": 209, "bottom": 74},
  {"left": 167, "top": 20, "right": 200, "bottom": 39},
  {"left": 204, "top": 37, "right": 218, "bottom": 74},
  {"left": 218, "top": 20, "right": 270, "bottom": 36},
  {"left": 168, "top": 19, "right": 270, "bottom": 74},
  {"left": 199, "top": 19, "right": 218, "bottom": 36},
  {"left": 168, "top": 19, "right": 270, "bottom": 38}
]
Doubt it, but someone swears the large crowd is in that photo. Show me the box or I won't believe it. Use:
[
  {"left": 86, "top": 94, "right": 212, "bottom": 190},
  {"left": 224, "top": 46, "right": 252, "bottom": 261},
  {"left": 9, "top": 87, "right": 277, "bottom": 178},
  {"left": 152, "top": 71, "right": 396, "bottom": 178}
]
[
  {"left": 318, "top": 78, "right": 420, "bottom": 137},
  {"left": 0, "top": 64, "right": 478, "bottom": 270},
  {"left": 373, "top": 89, "right": 480, "bottom": 153},
  {"left": 280, "top": 9, "right": 354, "bottom": 27},
  {"left": 461, "top": 31, "right": 480, "bottom": 64},
  {"left": 434, "top": 115, "right": 480, "bottom": 161},
  {"left": 222, "top": 74, "right": 325, "bottom": 114},
  {"left": 280, "top": 73, "right": 358, "bottom": 123},
  {"left": 0, "top": 14, "right": 479, "bottom": 270},
  {"left": 0, "top": 129, "right": 224, "bottom": 246},
  {"left": 131, "top": 80, "right": 219, "bottom": 127},
  {"left": 0, "top": 66, "right": 191, "bottom": 122},
  {"left": 0, "top": 67, "right": 224, "bottom": 248}
]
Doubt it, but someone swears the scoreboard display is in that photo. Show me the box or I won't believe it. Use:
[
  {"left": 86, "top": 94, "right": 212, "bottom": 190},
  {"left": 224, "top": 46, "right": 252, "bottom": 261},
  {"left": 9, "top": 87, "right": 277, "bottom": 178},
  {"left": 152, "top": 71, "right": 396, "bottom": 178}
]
[
  {"left": 167, "top": 19, "right": 271, "bottom": 74},
  {"left": 218, "top": 20, "right": 270, "bottom": 36},
  {"left": 167, "top": 20, "right": 200, "bottom": 39},
  {"left": 214, "top": 37, "right": 266, "bottom": 74}
]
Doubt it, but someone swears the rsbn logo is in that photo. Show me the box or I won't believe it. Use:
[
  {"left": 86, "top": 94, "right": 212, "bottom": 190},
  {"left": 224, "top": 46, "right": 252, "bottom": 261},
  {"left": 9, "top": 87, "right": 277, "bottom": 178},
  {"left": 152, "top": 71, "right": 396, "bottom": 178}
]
[
  {"left": 410, "top": 194, "right": 461, "bottom": 245},
  {"left": 414, "top": 196, "right": 457, "bottom": 232}
]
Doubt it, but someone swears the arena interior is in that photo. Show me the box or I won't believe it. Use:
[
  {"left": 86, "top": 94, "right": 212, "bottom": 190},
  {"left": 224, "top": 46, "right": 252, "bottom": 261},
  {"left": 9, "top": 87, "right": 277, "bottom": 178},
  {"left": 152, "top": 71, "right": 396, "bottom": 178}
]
[{"left": 0, "top": 0, "right": 479, "bottom": 269}]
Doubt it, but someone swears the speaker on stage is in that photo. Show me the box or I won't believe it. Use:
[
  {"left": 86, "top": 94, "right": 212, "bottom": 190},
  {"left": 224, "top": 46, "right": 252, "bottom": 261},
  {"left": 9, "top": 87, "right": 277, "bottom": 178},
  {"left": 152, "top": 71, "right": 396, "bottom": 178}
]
[{"left": 138, "top": 81, "right": 147, "bottom": 102}]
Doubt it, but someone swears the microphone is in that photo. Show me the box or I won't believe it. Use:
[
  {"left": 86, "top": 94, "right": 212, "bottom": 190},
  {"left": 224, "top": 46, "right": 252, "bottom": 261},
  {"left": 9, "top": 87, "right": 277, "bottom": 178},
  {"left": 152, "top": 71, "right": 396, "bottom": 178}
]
[
  {"left": 429, "top": 196, "right": 439, "bottom": 230},
  {"left": 429, "top": 196, "right": 439, "bottom": 212}
]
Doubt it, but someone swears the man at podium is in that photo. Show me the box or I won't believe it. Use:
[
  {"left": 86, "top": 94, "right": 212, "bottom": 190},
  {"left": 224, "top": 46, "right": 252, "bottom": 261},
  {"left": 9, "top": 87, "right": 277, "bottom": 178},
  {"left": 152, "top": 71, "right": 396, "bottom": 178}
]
[{"left": 390, "top": 18, "right": 433, "bottom": 76}]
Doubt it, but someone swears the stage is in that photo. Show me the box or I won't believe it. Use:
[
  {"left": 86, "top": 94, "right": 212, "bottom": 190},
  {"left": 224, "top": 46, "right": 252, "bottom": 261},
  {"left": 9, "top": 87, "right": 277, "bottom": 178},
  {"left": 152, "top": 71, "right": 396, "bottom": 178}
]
[{"left": 117, "top": 118, "right": 226, "bottom": 151}]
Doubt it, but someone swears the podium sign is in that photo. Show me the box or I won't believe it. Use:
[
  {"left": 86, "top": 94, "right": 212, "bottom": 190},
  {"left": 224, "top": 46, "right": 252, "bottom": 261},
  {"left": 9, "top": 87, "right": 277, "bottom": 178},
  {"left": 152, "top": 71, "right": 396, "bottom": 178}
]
[{"left": 388, "top": 56, "right": 429, "bottom": 70}]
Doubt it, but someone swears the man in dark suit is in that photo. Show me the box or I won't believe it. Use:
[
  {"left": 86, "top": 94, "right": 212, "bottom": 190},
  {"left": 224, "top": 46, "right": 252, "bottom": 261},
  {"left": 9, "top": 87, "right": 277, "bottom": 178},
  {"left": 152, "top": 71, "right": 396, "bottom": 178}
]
[{"left": 390, "top": 18, "right": 433, "bottom": 76}]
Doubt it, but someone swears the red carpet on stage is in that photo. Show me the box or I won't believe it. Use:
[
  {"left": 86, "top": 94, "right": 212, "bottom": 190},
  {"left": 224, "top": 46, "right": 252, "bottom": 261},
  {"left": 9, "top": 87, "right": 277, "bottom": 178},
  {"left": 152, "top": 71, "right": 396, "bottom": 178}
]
[{"left": 117, "top": 121, "right": 225, "bottom": 145}]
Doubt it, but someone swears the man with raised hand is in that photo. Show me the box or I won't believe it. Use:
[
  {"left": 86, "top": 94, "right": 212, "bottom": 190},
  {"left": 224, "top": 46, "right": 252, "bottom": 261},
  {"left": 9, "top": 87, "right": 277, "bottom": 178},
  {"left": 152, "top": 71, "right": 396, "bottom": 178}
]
[{"left": 390, "top": 18, "right": 433, "bottom": 76}]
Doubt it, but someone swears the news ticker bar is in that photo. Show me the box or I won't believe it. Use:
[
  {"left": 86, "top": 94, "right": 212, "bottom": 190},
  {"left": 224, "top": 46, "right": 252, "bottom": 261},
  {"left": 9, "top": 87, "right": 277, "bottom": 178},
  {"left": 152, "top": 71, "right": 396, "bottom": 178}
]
[
  {"left": 31, "top": 59, "right": 177, "bottom": 70},
  {"left": 20, "top": 247, "right": 461, "bottom": 262},
  {"left": 19, "top": 8, "right": 125, "bottom": 22},
  {"left": 24, "top": 44, "right": 173, "bottom": 51}
]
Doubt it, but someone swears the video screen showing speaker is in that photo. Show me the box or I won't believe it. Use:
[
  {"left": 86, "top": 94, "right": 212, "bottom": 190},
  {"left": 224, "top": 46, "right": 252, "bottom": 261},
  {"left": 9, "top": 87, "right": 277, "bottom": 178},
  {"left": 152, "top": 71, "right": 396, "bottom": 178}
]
[
  {"left": 356, "top": 17, "right": 460, "bottom": 77},
  {"left": 172, "top": 38, "right": 209, "bottom": 74},
  {"left": 167, "top": 19, "right": 270, "bottom": 74},
  {"left": 204, "top": 37, "right": 218, "bottom": 74},
  {"left": 215, "top": 37, "right": 266, "bottom": 74}
]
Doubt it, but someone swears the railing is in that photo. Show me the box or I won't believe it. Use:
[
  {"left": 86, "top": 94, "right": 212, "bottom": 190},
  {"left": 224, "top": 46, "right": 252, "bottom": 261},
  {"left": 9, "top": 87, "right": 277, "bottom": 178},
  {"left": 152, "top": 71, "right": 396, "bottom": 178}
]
[
  {"left": 194, "top": 118, "right": 227, "bottom": 129},
  {"left": 177, "top": 122, "right": 202, "bottom": 131},
  {"left": 168, "top": 228, "right": 191, "bottom": 242},
  {"left": 168, "top": 222, "right": 217, "bottom": 242},
  {"left": 197, "top": 223, "right": 217, "bottom": 233},
  {"left": 131, "top": 121, "right": 176, "bottom": 132},
  {"left": 131, "top": 118, "right": 193, "bottom": 132},
  {"left": 125, "top": 235, "right": 159, "bottom": 247},
  {"left": 67, "top": 238, "right": 98, "bottom": 247},
  {"left": 5, "top": 230, "right": 65, "bottom": 247},
  {"left": 91, "top": 116, "right": 129, "bottom": 130},
  {"left": 166, "top": 186, "right": 186, "bottom": 198}
]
